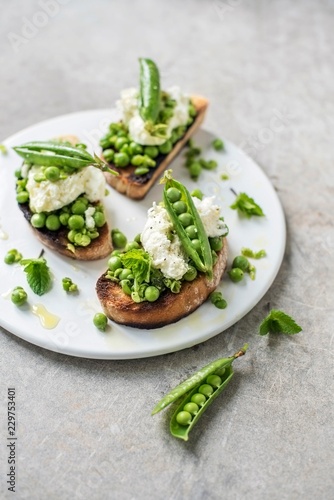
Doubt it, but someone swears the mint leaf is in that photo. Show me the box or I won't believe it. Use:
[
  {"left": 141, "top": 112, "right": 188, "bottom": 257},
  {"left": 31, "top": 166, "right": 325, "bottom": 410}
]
[
  {"left": 259, "top": 310, "right": 302, "bottom": 336},
  {"left": 230, "top": 192, "right": 264, "bottom": 218},
  {"left": 21, "top": 258, "right": 52, "bottom": 296},
  {"left": 121, "top": 249, "right": 151, "bottom": 285}
]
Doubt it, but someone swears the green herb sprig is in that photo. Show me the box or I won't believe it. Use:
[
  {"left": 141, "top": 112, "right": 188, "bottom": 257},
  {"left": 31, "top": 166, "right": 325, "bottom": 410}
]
[
  {"left": 20, "top": 257, "right": 52, "bottom": 296},
  {"left": 230, "top": 191, "right": 265, "bottom": 218},
  {"left": 259, "top": 310, "right": 302, "bottom": 336}
]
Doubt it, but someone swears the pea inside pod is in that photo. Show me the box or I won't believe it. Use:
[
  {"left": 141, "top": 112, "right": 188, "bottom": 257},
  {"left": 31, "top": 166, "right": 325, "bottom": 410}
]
[
  {"left": 152, "top": 344, "right": 248, "bottom": 441},
  {"left": 162, "top": 172, "right": 213, "bottom": 278}
]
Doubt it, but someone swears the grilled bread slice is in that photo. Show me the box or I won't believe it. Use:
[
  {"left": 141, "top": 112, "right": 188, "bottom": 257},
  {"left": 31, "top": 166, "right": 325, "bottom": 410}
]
[
  {"left": 96, "top": 239, "right": 227, "bottom": 329},
  {"left": 103, "top": 95, "right": 208, "bottom": 200},
  {"left": 18, "top": 203, "right": 112, "bottom": 260}
]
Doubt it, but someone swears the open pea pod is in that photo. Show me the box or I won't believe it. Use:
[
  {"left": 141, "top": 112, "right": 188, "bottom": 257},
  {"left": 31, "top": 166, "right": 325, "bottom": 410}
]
[
  {"left": 152, "top": 344, "right": 248, "bottom": 415},
  {"left": 162, "top": 175, "right": 213, "bottom": 278},
  {"left": 170, "top": 364, "right": 234, "bottom": 441},
  {"left": 152, "top": 344, "right": 248, "bottom": 441}
]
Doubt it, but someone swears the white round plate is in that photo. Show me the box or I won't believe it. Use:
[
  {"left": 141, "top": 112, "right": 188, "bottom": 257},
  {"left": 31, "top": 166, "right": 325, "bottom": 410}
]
[{"left": 0, "top": 110, "right": 285, "bottom": 359}]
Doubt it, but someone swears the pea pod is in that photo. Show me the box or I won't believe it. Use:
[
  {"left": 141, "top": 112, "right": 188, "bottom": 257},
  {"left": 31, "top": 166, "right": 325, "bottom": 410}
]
[
  {"left": 13, "top": 148, "right": 92, "bottom": 169},
  {"left": 152, "top": 344, "right": 248, "bottom": 415},
  {"left": 139, "top": 58, "right": 161, "bottom": 124},
  {"left": 170, "top": 364, "right": 234, "bottom": 441},
  {"left": 162, "top": 173, "right": 213, "bottom": 278},
  {"left": 16, "top": 141, "right": 94, "bottom": 161},
  {"left": 13, "top": 142, "right": 118, "bottom": 175}
]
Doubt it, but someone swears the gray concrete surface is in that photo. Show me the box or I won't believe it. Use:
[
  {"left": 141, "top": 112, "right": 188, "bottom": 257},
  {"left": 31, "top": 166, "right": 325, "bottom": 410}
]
[{"left": 1, "top": 0, "right": 334, "bottom": 498}]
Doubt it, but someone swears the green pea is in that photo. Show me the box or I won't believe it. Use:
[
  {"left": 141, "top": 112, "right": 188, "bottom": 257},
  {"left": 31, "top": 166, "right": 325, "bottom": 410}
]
[
  {"left": 4, "top": 249, "right": 22, "bottom": 265},
  {"left": 33, "top": 172, "right": 46, "bottom": 182},
  {"left": 125, "top": 241, "right": 140, "bottom": 251},
  {"left": 185, "top": 225, "right": 198, "bottom": 239},
  {"left": 46, "top": 214, "right": 60, "bottom": 231},
  {"left": 71, "top": 200, "right": 87, "bottom": 215},
  {"left": 100, "top": 138, "right": 111, "bottom": 149},
  {"left": 108, "top": 256, "right": 122, "bottom": 271},
  {"left": 111, "top": 249, "right": 122, "bottom": 256},
  {"left": 212, "top": 138, "right": 224, "bottom": 151},
  {"left": 74, "top": 233, "right": 91, "bottom": 247},
  {"left": 134, "top": 167, "right": 149, "bottom": 175},
  {"left": 68, "top": 215, "right": 85, "bottom": 230},
  {"left": 111, "top": 230, "right": 127, "bottom": 249},
  {"left": 191, "top": 239, "right": 202, "bottom": 253},
  {"left": 145, "top": 286, "right": 160, "bottom": 302},
  {"left": 183, "top": 402, "right": 199, "bottom": 415},
  {"left": 114, "top": 268, "right": 123, "bottom": 278},
  {"left": 201, "top": 159, "right": 218, "bottom": 170},
  {"left": 114, "top": 137, "right": 128, "bottom": 151},
  {"left": 209, "top": 237, "right": 223, "bottom": 252},
  {"left": 206, "top": 375, "right": 222, "bottom": 388},
  {"left": 178, "top": 213, "right": 193, "bottom": 228},
  {"left": 120, "top": 144, "right": 131, "bottom": 156},
  {"left": 191, "top": 188, "right": 203, "bottom": 200},
  {"left": 183, "top": 265, "right": 197, "bottom": 281},
  {"left": 176, "top": 411, "right": 192, "bottom": 426},
  {"left": 232, "top": 255, "right": 250, "bottom": 272},
  {"left": 228, "top": 267, "right": 244, "bottom": 283},
  {"left": 59, "top": 212, "right": 70, "bottom": 225},
  {"left": 198, "top": 384, "right": 214, "bottom": 397},
  {"left": 144, "top": 146, "right": 159, "bottom": 158},
  {"left": 114, "top": 152, "right": 130, "bottom": 167},
  {"left": 103, "top": 149, "right": 114, "bottom": 162},
  {"left": 131, "top": 155, "right": 144, "bottom": 166},
  {"left": 173, "top": 201, "right": 187, "bottom": 215},
  {"left": 117, "top": 130, "right": 128, "bottom": 138},
  {"left": 120, "top": 279, "right": 132, "bottom": 296},
  {"left": 189, "top": 162, "right": 202, "bottom": 180},
  {"left": 93, "top": 211, "right": 106, "bottom": 228},
  {"left": 119, "top": 268, "right": 132, "bottom": 280},
  {"left": 166, "top": 187, "right": 181, "bottom": 203},
  {"left": 4, "top": 253, "right": 15, "bottom": 264},
  {"left": 88, "top": 230, "right": 99, "bottom": 239},
  {"left": 142, "top": 155, "right": 156, "bottom": 168},
  {"left": 11, "top": 286, "right": 27, "bottom": 306},
  {"left": 159, "top": 140, "right": 172, "bottom": 155},
  {"left": 31, "top": 213, "right": 46, "bottom": 228},
  {"left": 191, "top": 393, "right": 206, "bottom": 406},
  {"left": 44, "top": 166, "right": 60, "bottom": 182},
  {"left": 129, "top": 142, "right": 143, "bottom": 155},
  {"left": 16, "top": 191, "right": 29, "bottom": 204},
  {"left": 93, "top": 312, "right": 108, "bottom": 331},
  {"left": 67, "top": 229, "right": 77, "bottom": 242}
]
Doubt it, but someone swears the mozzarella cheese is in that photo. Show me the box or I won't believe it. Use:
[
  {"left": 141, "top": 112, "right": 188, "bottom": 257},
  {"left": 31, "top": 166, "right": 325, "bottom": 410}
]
[
  {"left": 26, "top": 165, "right": 105, "bottom": 213},
  {"left": 117, "top": 86, "right": 190, "bottom": 146}
]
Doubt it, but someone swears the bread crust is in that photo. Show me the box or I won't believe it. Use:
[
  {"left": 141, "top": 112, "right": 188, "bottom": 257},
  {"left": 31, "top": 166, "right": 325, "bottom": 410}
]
[
  {"left": 103, "top": 95, "right": 209, "bottom": 200},
  {"left": 96, "top": 239, "right": 228, "bottom": 329},
  {"left": 18, "top": 203, "right": 112, "bottom": 260}
]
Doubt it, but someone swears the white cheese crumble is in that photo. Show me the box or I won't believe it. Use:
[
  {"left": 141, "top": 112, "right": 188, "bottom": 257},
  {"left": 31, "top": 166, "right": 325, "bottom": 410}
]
[
  {"left": 85, "top": 206, "right": 96, "bottom": 230},
  {"left": 141, "top": 203, "right": 189, "bottom": 280},
  {"left": 26, "top": 165, "right": 105, "bottom": 213},
  {"left": 192, "top": 196, "right": 229, "bottom": 237},
  {"left": 141, "top": 196, "right": 228, "bottom": 280},
  {"left": 116, "top": 86, "right": 190, "bottom": 146}
]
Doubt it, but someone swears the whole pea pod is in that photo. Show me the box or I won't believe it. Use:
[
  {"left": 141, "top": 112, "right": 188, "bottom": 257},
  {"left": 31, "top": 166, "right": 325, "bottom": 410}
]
[
  {"left": 139, "top": 58, "right": 161, "bottom": 124},
  {"left": 162, "top": 172, "right": 213, "bottom": 278},
  {"left": 152, "top": 344, "right": 248, "bottom": 441},
  {"left": 13, "top": 141, "right": 117, "bottom": 174}
]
